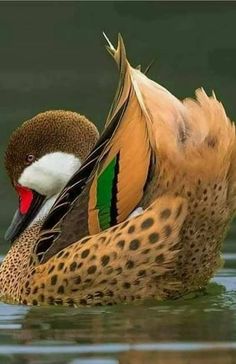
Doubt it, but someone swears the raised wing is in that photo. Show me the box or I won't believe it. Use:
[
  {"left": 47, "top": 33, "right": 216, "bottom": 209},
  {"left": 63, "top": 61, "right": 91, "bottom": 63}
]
[{"left": 36, "top": 34, "right": 185, "bottom": 262}]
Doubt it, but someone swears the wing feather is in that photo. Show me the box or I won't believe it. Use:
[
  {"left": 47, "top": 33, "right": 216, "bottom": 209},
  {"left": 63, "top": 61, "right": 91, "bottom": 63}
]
[{"left": 36, "top": 34, "right": 184, "bottom": 260}]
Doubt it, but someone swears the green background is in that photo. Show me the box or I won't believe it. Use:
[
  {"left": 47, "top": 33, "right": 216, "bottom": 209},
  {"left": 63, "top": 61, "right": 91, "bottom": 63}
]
[{"left": 1, "top": 1, "right": 236, "bottom": 242}]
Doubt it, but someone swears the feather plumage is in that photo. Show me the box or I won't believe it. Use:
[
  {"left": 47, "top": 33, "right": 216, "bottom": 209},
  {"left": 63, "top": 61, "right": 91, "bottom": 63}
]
[
  {"left": 38, "top": 34, "right": 183, "bottom": 259},
  {"left": 2, "top": 35, "right": 236, "bottom": 306},
  {"left": 35, "top": 35, "right": 236, "bottom": 267}
]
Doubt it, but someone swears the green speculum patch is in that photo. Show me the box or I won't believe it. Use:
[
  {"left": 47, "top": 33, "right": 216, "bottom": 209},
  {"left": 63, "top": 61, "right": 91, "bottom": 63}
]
[{"left": 96, "top": 155, "right": 119, "bottom": 230}]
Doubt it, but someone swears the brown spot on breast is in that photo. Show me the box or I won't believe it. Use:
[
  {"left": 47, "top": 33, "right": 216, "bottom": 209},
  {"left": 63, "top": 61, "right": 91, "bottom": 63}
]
[
  {"left": 125, "top": 260, "right": 135, "bottom": 269},
  {"left": 155, "top": 254, "right": 165, "bottom": 264},
  {"left": 87, "top": 265, "right": 97, "bottom": 274},
  {"left": 128, "top": 225, "right": 135, "bottom": 233},
  {"left": 129, "top": 239, "right": 140, "bottom": 250},
  {"left": 58, "top": 262, "right": 64, "bottom": 271},
  {"left": 58, "top": 285, "right": 65, "bottom": 294},
  {"left": 70, "top": 262, "right": 77, "bottom": 272},
  {"left": 74, "top": 276, "right": 81, "bottom": 285},
  {"left": 138, "top": 270, "right": 146, "bottom": 277},
  {"left": 80, "top": 299, "right": 87, "bottom": 305},
  {"left": 32, "top": 287, "right": 38, "bottom": 294},
  {"left": 101, "top": 255, "right": 110, "bottom": 266},
  {"left": 51, "top": 275, "right": 58, "bottom": 286},
  {"left": 116, "top": 240, "right": 125, "bottom": 249},
  {"left": 141, "top": 218, "right": 154, "bottom": 230},
  {"left": 148, "top": 233, "right": 160, "bottom": 244},
  {"left": 160, "top": 208, "right": 171, "bottom": 220},
  {"left": 123, "top": 282, "right": 131, "bottom": 289},
  {"left": 81, "top": 249, "right": 90, "bottom": 259}
]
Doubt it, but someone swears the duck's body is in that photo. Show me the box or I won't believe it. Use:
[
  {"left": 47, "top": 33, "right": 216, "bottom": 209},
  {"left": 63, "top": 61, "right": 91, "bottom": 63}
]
[
  {"left": 1, "top": 36, "right": 236, "bottom": 306},
  {"left": 0, "top": 196, "right": 187, "bottom": 305}
]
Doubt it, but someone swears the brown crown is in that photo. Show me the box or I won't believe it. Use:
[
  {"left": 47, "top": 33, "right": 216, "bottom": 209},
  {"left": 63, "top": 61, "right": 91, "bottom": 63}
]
[{"left": 5, "top": 110, "right": 99, "bottom": 185}]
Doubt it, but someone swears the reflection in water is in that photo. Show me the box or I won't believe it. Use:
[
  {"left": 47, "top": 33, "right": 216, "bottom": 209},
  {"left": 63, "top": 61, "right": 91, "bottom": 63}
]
[
  {"left": 6, "top": 283, "right": 236, "bottom": 344},
  {"left": 0, "top": 255, "right": 235, "bottom": 363}
]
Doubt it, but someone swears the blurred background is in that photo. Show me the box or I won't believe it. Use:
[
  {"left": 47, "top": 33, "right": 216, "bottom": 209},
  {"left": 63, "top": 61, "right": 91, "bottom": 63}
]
[{"left": 1, "top": 1, "right": 236, "bottom": 244}]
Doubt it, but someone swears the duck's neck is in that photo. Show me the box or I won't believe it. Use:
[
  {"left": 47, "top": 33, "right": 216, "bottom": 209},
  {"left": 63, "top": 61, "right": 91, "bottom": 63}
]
[{"left": 0, "top": 224, "right": 41, "bottom": 303}]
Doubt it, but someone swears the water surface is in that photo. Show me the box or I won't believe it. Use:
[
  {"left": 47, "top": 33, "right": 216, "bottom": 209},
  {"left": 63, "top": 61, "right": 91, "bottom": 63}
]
[{"left": 0, "top": 239, "right": 235, "bottom": 363}]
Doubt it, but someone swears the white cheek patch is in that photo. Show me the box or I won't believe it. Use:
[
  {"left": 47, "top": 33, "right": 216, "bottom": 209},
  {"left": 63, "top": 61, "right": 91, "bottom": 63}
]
[{"left": 18, "top": 152, "right": 81, "bottom": 196}]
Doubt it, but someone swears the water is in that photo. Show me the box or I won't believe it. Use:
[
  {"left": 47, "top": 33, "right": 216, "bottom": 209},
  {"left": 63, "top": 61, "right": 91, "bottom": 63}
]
[{"left": 0, "top": 240, "right": 235, "bottom": 363}]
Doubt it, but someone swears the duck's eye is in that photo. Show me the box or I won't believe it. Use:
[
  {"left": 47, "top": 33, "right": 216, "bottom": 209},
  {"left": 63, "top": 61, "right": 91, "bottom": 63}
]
[{"left": 25, "top": 154, "right": 35, "bottom": 165}]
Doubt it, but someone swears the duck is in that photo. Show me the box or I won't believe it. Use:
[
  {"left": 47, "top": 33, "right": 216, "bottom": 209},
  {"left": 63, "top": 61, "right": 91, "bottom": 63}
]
[{"left": 1, "top": 35, "right": 236, "bottom": 306}]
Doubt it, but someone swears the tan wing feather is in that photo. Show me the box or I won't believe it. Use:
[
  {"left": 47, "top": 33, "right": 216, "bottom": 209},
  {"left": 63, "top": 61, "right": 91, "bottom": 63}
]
[
  {"left": 37, "top": 34, "right": 172, "bottom": 256},
  {"left": 35, "top": 35, "right": 192, "bottom": 261}
]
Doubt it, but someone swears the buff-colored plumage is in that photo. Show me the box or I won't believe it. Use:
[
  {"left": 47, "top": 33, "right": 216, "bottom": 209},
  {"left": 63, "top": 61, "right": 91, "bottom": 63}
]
[{"left": 1, "top": 35, "right": 236, "bottom": 306}]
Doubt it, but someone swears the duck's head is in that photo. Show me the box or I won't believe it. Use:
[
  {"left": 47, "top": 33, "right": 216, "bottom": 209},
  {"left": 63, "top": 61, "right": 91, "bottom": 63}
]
[{"left": 4, "top": 110, "right": 99, "bottom": 242}]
